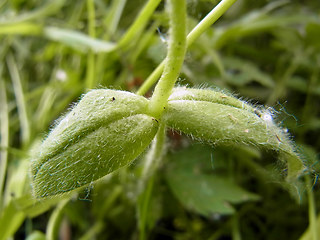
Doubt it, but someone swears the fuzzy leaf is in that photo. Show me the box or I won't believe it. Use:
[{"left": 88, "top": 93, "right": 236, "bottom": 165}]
[
  {"left": 164, "top": 87, "right": 305, "bottom": 181},
  {"left": 31, "top": 89, "right": 159, "bottom": 198}
]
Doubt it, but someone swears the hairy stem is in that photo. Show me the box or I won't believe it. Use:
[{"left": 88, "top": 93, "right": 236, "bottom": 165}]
[
  {"left": 148, "top": 0, "right": 187, "bottom": 118},
  {"left": 137, "top": 0, "right": 238, "bottom": 96},
  {"left": 186, "top": 0, "right": 237, "bottom": 46}
]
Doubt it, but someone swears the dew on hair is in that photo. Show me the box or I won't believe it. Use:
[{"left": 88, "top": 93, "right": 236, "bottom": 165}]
[{"left": 262, "top": 112, "right": 273, "bottom": 123}]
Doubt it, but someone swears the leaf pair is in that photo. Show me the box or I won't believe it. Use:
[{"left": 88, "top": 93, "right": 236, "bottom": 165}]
[{"left": 31, "top": 88, "right": 304, "bottom": 198}]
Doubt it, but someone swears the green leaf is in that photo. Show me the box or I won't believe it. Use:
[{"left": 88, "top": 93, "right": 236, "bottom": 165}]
[
  {"left": 164, "top": 87, "right": 305, "bottom": 181},
  {"left": 31, "top": 89, "right": 159, "bottom": 198},
  {"left": 165, "top": 145, "right": 260, "bottom": 216},
  {"left": 44, "top": 27, "right": 116, "bottom": 53}
]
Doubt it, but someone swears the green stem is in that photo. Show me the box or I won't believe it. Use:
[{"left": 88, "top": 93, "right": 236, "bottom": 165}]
[
  {"left": 139, "top": 176, "right": 155, "bottom": 240},
  {"left": 232, "top": 214, "right": 241, "bottom": 240},
  {"left": 142, "top": 123, "right": 166, "bottom": 180},
  {"left": 85, "top": 0, "right": 96, "bottom": 89},
  {"left": 305, "top": 175, "right": 318, "bottom": 240},
  {"left": 186, "top": 0, "right": 237, "bottom": 46},
  {"left": 117, "top": 0, "right": 161, "bottom": 48},
  {"left": 46, "top": 198, "right": 69, "bottom": 240},
  {"left": 79, "top": 221, "right": 104, "bottom": 240},
  {"left": 0, "top": 74, "right": 9, "bottom": 211},
  {"left": 139, "top": 123, "right": 166, "bottom": 240},
  {"left": 85, "top": 53, "right": 95, "bottom": 89},
  {"left": 148, "top": 0, "right": 187, "bottom": 118},
  {"left": 137, "top": 0, "right": 238, "bottom": 96},
  {"left": 87, "top": 0, "right": 96, "bottom": 39},
  {"left": 137, "top": 61, "right": 165, "bottom": 96}
]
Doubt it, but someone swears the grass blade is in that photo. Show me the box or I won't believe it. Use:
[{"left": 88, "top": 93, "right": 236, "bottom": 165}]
[
  {"left": 0, "top": 70, "right": 9, "bottom": 210},
  {"left": 7, "top": 53, "right": 30, "bottom": 147}
]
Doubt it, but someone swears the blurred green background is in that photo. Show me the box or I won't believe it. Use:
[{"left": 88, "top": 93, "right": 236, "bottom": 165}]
[{"left": 0, "top": 0, "right": 320, "bottom": 239}]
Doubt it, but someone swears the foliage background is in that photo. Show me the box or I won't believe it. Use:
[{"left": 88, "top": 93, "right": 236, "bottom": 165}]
[{"left": 0, "top": 0, "right": 320, "bottom": 239}]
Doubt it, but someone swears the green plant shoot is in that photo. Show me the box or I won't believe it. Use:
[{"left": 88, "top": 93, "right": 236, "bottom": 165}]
[{"left": 30, "top": 0, "right": 304, "bottom": 201}]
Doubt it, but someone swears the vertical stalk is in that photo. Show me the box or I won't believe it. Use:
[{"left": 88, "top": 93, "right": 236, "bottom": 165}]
[
  {"left": 232, "top": 214, "right": 241, "bottom": 240},
  {"left": 142, "top": 123, "right": 166, "bottom": 180},
  {"left": 138, "top": 123, "right": 166, "bottom": 240},
  {"left": 136, "top": 0, "right": 238, "bottom": 96},
  {"left": 148, "top": 0, "right": 187, "bottom": 119},
  {"left": 138, "top": 176, "right": 155, "bottom": 240},
  {"left": 86, "top": 0, "right": 96, "bottom": 89},
  {"left": 305, "top": 175, "right": 318, "bottom": 240},
  {"left": 137, "top": 0, "right": 186, "bottom": 233},
  {"left": 46, "top": 198, "right": 69, "bottom": 240}
]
